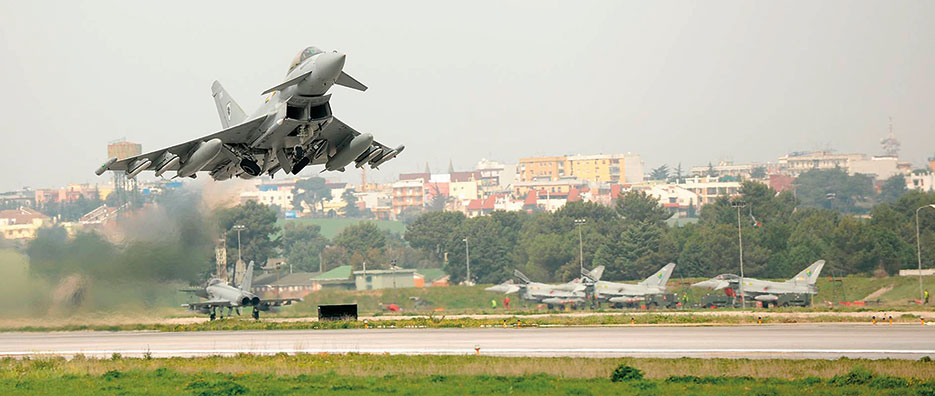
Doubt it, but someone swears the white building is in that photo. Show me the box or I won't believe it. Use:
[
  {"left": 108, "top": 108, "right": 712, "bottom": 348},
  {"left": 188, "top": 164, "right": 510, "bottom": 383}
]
[
  {"left": 240, "top": 184, "right": 295, "bottom": 209},
  {"left": 907, "top": 172, "right": 935, "bottom": 192},
  {"left": 642, "top": 185, "right": 700, "bottom": 217}
]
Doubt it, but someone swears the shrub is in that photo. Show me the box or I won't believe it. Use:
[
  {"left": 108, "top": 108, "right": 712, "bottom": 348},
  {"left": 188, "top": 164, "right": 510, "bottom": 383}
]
[
  {"left": 610, "top": 364, "right": 643, "bottom": 382},
  {"left": 102, "top": 370, "right": 122, "bottom": 381},
  {"left": 186, "top": 378, "right": 249, "bottom": 396}
]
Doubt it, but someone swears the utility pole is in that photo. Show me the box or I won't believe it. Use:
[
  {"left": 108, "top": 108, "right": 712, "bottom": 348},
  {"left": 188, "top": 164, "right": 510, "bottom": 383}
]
[
  {"left": 463, "top": 238, "right": 471, "bottom": 285},
  {"left": 916, "top": 204, "right": 935, "bottom": 302},
  {"left": 574, "top": 218, "right": 586, "bottom": 274},
  {"left": 730, "top": 200, "right": 747, "bottom": 309}
]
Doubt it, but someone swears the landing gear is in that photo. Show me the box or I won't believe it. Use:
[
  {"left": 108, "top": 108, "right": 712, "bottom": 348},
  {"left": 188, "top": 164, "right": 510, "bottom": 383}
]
[
  {"left": 239, "top": 158, "right": 261, "bottom": 176},
  {"left": 209, "top": 307, "right": 217, "bottom": 321},
  {"left": 252, "top": 309, "right": 260, "bottom": 320},
  {"left": 291, "top": 156, "right": 310, "bottom": 174}
]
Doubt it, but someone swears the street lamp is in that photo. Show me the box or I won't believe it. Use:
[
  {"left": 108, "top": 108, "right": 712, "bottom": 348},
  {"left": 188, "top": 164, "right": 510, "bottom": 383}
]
[
  {"left": 574, "top": 218, "right": 587, "bottom": 274},
  {"left": 730, "top": 200, "right": 747, "bottom": 309},
  {"left": 463, "top": 238, "right": 471, "bottom": 285},
  {"left": 318, "top": 244, "right": 332, "bottom": 274},
  {"left": 391, "top": 259, "right": 399, "bottom": 289},
  {"left": 915, "top": 204, "right": 935, "bottom": 303},
  {"left": 231, "top": 224, "right": 246, "bottom": 264}
]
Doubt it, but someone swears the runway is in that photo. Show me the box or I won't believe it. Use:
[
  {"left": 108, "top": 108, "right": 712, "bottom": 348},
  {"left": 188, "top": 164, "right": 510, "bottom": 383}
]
[{"left": 2, "top": 324, "right": 932, "bottom": 359}]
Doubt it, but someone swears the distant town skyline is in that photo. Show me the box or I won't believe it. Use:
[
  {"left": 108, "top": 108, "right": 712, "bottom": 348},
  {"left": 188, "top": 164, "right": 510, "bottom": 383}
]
[{"left": 1, "top": 1, "right": 933, "bottom": 191}]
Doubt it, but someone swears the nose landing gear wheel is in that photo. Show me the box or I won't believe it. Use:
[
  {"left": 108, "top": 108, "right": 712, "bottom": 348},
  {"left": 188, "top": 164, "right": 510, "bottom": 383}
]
[{"left": 239, "top": 159, "right": 261, "bottom": 176}]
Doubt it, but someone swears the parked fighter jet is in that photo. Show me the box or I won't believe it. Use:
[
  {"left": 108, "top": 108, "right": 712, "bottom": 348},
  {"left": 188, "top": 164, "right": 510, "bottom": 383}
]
[
  {"left": 691, "top": 260, "right": 824, "bottom": 307},
  {"left": 183, "top": 262, "right": 301, "bottom": 320},
  {"left": 591, "top": 263, "right": 676, "bottom": 305},
  {"left": 95, "top": 46, "right": 403, "bottom": 181},
  {"left": 485, "top": 267, "right": 604, "bottom": 308}
]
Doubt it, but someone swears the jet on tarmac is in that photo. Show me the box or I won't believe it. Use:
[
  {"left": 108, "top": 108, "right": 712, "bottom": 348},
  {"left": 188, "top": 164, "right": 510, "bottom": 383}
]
[
  {"left": 691, "top": 260, "right": 825, "bottom": 307},
  {"left": 485, "top": 267, "right": 605, "bottom": 308},
  {"left": 183, "top": 262, "right": 301, "bottom": 320},
  {"left": 590, "top": 263, "right": 676, "bottom": 305},
  {"left": 95, "top": 46, "right": 403, "bottom": 181}
]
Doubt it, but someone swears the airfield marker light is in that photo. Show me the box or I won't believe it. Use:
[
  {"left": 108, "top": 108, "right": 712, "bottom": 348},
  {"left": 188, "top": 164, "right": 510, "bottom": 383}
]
[
  {"left": 630, "top": 317, "right": 635, "bottom": 325},
  {"left": 474, "top": 345, "right": 480, "bottom": 356},
  {"left": 757, "top": 316, "right": 762, "bottom": 325},
  {"left": 517, "top": 319, "right": 521, "bottom": 328},
  {"left": 889, "top": 315, "right": 893, "bottom": 325},
  {"left": 923, "top": 317, "right": 926, "bottom": 326},
  {"left": 872, "top": 316, "right": 876, "bottom": 325},
  {"left": 364, "top": 319, "right": 369, "bottom": 329}
]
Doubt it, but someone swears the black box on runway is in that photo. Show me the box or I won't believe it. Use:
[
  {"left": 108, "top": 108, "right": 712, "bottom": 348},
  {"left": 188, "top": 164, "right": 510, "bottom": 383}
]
[{"left": 318, "top": 304, "right": 358, "bottom": 321}]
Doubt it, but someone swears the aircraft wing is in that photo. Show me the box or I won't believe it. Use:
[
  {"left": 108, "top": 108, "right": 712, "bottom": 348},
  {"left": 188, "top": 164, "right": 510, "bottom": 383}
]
[
  {"left": 183, "top": 300, "right": 233, "bottom": 310},
  {"left": 320, "top": 117, "right": 402, "bottom": 168},
  {"left": 101, "top": 116, "right": 266, "bottom": 174},
  {"left": 256, "top": 297, "right": 302, "bottom": 311}
]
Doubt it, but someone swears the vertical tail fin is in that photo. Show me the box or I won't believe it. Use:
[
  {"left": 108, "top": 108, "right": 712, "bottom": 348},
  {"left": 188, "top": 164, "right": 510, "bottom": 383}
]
[
  {"left": 211, "top": 81, "right": 247, "bottom": 129},
  {"left": 638, "top": 263, "right": 676, "bottom": 288},
  {"left": 239, "top": 261, "right": 255, "bottom": 292},
  {"left": 513, "top": 269, "right": 531, "bottom": 284},
  {"left": 789, "top": 260, "right": 825, "bottom": 285},
  {"left": 581, "top": 265, "right": 604, "bottom": 282}
]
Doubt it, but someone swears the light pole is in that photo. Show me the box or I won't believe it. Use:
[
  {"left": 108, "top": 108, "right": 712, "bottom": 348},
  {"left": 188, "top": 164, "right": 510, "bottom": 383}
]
[
  {"left": 730, "top": 200, "right": 747, "bottom": 309},
  {"left": 319, "top": 244, "right": 332, "bottom": 273},
  {"left": 231, "top": 224, "right": 246, "bottom": 264},
  {"left": 391, "top": 259, "right": 399, "bottom": 289},
  {"left": 916, "top": 204, "right": 935, "bottom": 303},
  {"left": 574, "top": 218, "right": 586, "bottom": 274},
  {"left": 463, "top": 238, "right": 471, "bottom": 285}
]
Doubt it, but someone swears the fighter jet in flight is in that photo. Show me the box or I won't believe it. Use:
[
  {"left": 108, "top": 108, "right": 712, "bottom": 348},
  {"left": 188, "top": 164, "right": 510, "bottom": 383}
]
[
  {"left": 591, "top": 263, "right": 676, "bottom": 306},
  {"left": 486, "top": 267, "right": 604, "bottom": 308},
  {"left": 95, "top": 47, "right": 403, "bottom": 181},
  {"left": 691, "top": 260, "right": 824, "bottom": 308},
  {"left": 183, "top": 262, "right": 301, "bottom": 320}
]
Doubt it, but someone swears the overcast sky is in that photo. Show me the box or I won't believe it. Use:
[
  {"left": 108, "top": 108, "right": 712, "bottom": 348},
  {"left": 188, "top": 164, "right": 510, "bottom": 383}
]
[{"left": 1, "top": 1, "right": 933, "bottom": 191}]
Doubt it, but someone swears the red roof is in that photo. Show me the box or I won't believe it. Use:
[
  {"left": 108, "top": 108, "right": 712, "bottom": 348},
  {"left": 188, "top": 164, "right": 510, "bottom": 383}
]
[
  {"left": 566, "top": 187, "right": 581, "bottom": 202},
  {"left": 610, "top": 184, "right": 622, "bottom": 200},
  {"left": 523, "top": 191, "right": 539, "bottom": 206},
  {"left": 0, "top": 207, "right": 48, "bottom": 224},
  {"left": 467, "top": 195, "right": 498, "bottom": 211}
]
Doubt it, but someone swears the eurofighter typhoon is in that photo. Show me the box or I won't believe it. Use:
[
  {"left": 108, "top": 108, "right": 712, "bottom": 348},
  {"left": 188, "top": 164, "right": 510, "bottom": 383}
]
[
  {"left": 691, "top": 260, "right": 824, "bottom": 308},
  {"left": 183, "top": 262, "right": 300, "bottom": 320},
  {"left": 95, "top": 47, "right": 403, "bottom": 180}
]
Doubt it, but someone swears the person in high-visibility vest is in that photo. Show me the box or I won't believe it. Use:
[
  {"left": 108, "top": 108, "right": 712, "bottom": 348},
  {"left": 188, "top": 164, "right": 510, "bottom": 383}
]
[
  {"left": 491, "top": 299, "right": 498, "bottom": 309},
  {"left": 925, "top": 289, "right": 930, "bottom": 305}
]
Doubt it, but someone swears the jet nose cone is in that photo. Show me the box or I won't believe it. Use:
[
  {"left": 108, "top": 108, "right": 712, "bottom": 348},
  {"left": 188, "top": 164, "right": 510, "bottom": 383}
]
[{"left": 316, "top": 52, "right": 346, "bottom": 81}]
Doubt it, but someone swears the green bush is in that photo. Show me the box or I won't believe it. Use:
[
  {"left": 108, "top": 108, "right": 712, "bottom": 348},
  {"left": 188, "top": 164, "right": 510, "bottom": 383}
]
[
  {"left": 185, "top": 378, "right": 248, "bottom": 396},
  {"left": 610, "top": 364, "right": 643, "bottom": 382}
]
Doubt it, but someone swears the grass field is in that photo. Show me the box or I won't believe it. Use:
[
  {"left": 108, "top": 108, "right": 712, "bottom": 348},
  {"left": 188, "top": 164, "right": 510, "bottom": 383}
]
[
  {"left": 3, "top": 354, "right": 935, "bottom": 395},
  {"left": 279, "top": 217, "right": 406, "bottom": 238}
]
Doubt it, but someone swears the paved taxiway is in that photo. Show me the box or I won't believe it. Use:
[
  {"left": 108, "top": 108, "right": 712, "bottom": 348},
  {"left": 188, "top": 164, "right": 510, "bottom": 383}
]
[{"left": 1, "top": 324, "right": 931, "bottom": 359}]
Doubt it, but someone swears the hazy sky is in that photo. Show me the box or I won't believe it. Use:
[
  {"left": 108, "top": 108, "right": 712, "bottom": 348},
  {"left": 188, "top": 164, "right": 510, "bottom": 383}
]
[{"left": 1, "top": 1, "right": 933, "bottom": 191}]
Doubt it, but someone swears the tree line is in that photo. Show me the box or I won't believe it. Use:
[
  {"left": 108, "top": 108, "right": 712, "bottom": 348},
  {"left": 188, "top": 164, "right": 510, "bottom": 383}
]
[{"left": 405, "top": 178, "right": 935, "bottom": 283}]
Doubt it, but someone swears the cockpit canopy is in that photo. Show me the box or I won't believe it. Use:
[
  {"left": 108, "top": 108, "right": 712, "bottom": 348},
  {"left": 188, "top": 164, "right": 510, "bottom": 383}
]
[
  {"left": 208, "top": 278, "right": 225, "bottom": 286},
  {"left": 288, "top": 46, "right": 324, "bottom": 74}
]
